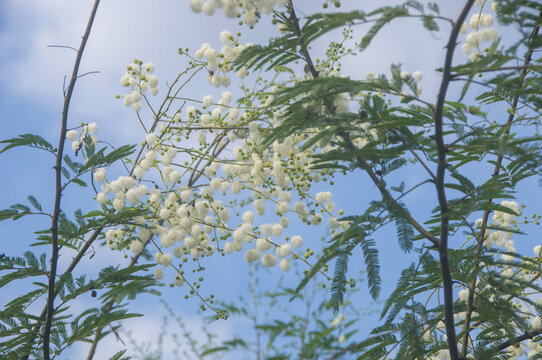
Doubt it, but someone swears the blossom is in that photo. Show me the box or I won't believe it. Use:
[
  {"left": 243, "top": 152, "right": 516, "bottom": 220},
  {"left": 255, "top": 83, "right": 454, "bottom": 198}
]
[
  {"left": 276, "top": 243, "right": 291, "bottom": 257},
  {"left": 244, "top": 10, "right": 258, "bottom": 27},
  {"left": 466, "top": 32, "right": 481, "bottom": 47},
  {"left": 160, "top": 253, "right": 172, "bottom": 266},
  {"left": 412, "top": 71, "right": 423, "bottom": 82},
  {"left": 96, "top": 192, "right": 107, "bottom": 204},
  {"left": 154, "top": 268, "right": 164, "bottom": 280},
  {"left": 202, "top": 1, "right": 215, "bottom": 15},
  {"left": 242, "top": 211, "right": 254, "bottom": 224},
  {"left": 86, "top": 122, "right": 98, "bottom": 134},
  {"left": 190, "top": 0, "right": 201, "bottom": 12},
  {"left": 94, "top": 168, "right": 106, "bottom": 182},
  {"left": 219, "top": 30, "right": 233, "bottom": 44},
  {"left": 290, "top": 235, "right": 303, "bottom": 248},
  {"left": 224, "top": 242, "right": 235, "bottom": 254},
  {"left": 460, "top": 21, "right": 468, "bottom": 34},
  {"left": 331, "top": 314, "right": 345, "bottom": 327},
  {"left": 66, "top": 130, "right": 78, "bottom": 141},
  {"left": 236, "top": 67, "right": 249, "bottom": 78},
  {"left": 271, "top": 223, "right": 283, "bottom": 236},
  {"left": 458, "top": 289, "right": 470, "bottom": 302},
  {"left": 469, "top": 13, "right": 482, "bottom": 29},
  {"left": 256, "top": 238, "right": 272, "bottom": 251},
  {"left": 279, "top": 258, "right": 291, "bottom": 271},
  {"left": 244, "top": 249, "right": 260, "bottom": 262},
  {"left": 261, "top": 253, "right": 277, "bottom": 267},
  {"left": 482, "top": 14, "right": 493, "bottom": 27},
  {"left": 130, "top": 240, "right": 144, "bottom": 254},
  {"left": 531, "top": 316, "right": 542, "bottom": 329},
  {"left": 202, "top": 95, "right": 213, "bottom": 107}
]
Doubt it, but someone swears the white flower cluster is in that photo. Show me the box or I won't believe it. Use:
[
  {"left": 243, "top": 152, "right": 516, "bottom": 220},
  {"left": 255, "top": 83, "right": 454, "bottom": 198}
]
[
  {"left": 119, "top": 61, "right": 159, "bottom": 112},
  {"left": 66, "top": 122, "right": 98, "bottom": 152},
  {"left": 459, "top": 2, "right": 499, "bottom": 61},
  {"left": 195, "top": 33, "right": 251, "bottom": 87},
  {"left": 97, "top": 61, "right": 351, "bottom": 287},
  {"left": 190, "top": 0, "right": 288, "bottom": 27},
  {"left": 480, "top": 200, "right": 520, "bottom": 259}
]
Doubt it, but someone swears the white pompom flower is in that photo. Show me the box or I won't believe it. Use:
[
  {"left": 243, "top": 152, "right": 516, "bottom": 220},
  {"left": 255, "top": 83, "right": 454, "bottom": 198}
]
[
  {"left": 154, "top": 268, "right": 164, "bottom": 280},
  {"left": 66, "top": 130, "right": 78, "bottom": 141},
  {"left": 244, "top": 249, "right": 260, "bottom": 263},
  {"left": 94, "top": 168, "right": 106, "bottom": 182},
  {"left": 261, "top": 253, "right": 277, "bottom": 267},
  {"left": 279, "top": 258, "right": 291, "bottom": 271}
]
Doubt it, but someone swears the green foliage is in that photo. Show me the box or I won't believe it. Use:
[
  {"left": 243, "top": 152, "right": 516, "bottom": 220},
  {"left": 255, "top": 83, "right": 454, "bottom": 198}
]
[{"left": 0, "top": 133, "right": 56, "bottom": 155}]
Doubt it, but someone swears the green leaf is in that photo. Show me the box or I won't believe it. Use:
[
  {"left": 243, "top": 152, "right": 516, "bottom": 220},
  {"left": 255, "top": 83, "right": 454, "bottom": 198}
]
[
  {"left": 79, "top": 145, "right": 136, "bottom": 173},
  {"left": 422, "top": 15, "right": 439, "bottom": 31},
  {"left": 0, "top": 209, "right": 19, "bottom": 221},
  {"left": 359, "top": 6, "right": 409, "bottom": 51},
  {"left": 71, "top": 178, "right": 87, "bottom": 187},
  {"left": 327, "top": 251, "right": 350, "bottom": 313},
  {"left": 395, "top": 216, "right": 414, "bottom": 253},
  {"left": 0, "top": 134, "right": 56, "bottom": 154},
  {"left": 27, "top": 195, "right": 42, "bottom": 212},
  {"left": 360, "top": 237, "right": 381, "bottom": 299},
  {"left": 109, "top": 350, "right": 131, "bottom": 360}
]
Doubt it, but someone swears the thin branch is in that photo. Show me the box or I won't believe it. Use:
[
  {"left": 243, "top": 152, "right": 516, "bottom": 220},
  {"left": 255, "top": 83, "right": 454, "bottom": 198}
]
[
  {"left": 43, "top": 1, "right": 101, "bottom": 359},
  {"left": 47, "top": 44, "right": 78, "bottom": 52},
  {"left": 495, "top": 328, "right": 542, "bottom": 351},
  {"left": 77, "top": 70, "right": 101, "bottom": 78},
  {"left": 433, "top": 1, "right": 475, "bottom": 359}
]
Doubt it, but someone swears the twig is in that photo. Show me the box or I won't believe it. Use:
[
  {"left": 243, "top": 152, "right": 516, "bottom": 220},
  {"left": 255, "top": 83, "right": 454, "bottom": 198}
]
[
  {"left": 77, "top": 71, "right": 101, "bottom": 78},
  {"left": 47, "top": 44, "right": 78, "bottom": 52}
]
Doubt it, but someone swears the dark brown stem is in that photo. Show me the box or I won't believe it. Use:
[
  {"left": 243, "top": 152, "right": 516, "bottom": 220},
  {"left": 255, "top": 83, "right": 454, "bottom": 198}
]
[
  {"left": 495, "top": 329, "right": 542, "bottom": 351},
  {"left": 43, "top": 1, "right": 101, "bottom": 358},
  {"left": 459, "top": 11, "right": 542, "bottom": 358},
  {"left": 433, "top": 1, "right": 475, "bottom": 359},
  {"left": 287, "top": 0, "right": 319, "bottom": 79}
]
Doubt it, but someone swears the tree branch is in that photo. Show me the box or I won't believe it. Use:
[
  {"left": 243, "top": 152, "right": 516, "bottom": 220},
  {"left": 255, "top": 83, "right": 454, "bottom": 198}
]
[
  {"left": 433, "top": 1, "right": 475, "bottom": 359},
  {"left": 496, "top": 328, "right": 542, "bottom": 351},
  {"left": 43, "top": 0, "right": 101, "bottom": 358}
]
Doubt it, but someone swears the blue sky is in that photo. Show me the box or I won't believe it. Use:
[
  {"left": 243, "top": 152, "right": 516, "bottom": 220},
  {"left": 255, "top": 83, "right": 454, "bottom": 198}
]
[{"left": 1, "top": 1, "right": 540, "bottom": 359}]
